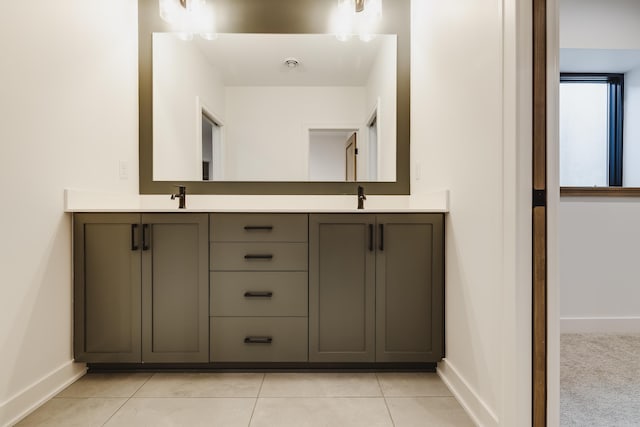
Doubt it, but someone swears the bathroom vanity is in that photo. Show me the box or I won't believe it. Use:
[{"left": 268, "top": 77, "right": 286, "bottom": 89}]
[
  {"left": 69, "top": 0, "right": 442, "bottom": 370},
  {"left": 72, "top": 208, "right": 444, "bottom": 368}
]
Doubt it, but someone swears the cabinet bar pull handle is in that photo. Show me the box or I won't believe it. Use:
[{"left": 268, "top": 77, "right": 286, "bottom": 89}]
[
  {"left": 368, "top": 224, "right": 374, "bottom": 252},
  {"left": 244, "top": 254, "right": 273, "bottom": 260},
  {"left": 244, "top": 226, "right": 274, "bottom": 231},
  {"left": 142, "top": 224, "right": 150, "bottom": 251},
  {"left": 244, "top": 336, "right": 273, "bottom": 344},
  {"left": 131, "top": 224, "right": 139, "bottom": 251},
  {"left": 244, "top": 291, "right": 274, "bottom": 298},
  {"left": 379, "top": 224, "right": 384, "bottom": 251}
]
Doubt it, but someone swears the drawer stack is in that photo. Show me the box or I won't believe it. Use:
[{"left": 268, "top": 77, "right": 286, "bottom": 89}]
[{"left": 209, "top": 214, "right": 309, "bottom": 362}]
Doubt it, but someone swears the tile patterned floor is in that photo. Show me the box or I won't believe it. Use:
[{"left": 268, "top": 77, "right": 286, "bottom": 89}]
[{"left": 16, "top": 372, "right": 474, "bottom": 427}]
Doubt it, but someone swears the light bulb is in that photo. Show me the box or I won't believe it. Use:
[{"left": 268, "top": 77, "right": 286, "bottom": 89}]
[
  {"left": 333, "top": 0, "right": 382, "bottom": 43},
  {"left": 159, "top": 0, "right": 215, "bottom": 38}
]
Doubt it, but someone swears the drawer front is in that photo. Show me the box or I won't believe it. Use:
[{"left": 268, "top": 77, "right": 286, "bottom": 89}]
[
  {"left": 211, "top": 214, "right": 308, "bottom": 242},
  {"left": 210, "top": 317, "right": 308, "bottom": 362},
  {"left": 211, "top": 243, "right": 308, "bottom": 271},
  {"left": 211, "top": 272, "right": 308, "bottom": 317}
]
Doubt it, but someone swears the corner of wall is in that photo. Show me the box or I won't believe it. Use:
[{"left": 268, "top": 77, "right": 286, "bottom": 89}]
[
  {"left": 0, "top": 362, "right": 86, "bottom": 427},
  {"left": 438, "top": 359, "right": 500, "bottom": 427}
]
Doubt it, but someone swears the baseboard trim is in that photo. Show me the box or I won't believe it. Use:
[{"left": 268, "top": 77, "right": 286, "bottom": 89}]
[
  {"left": 560, "top": 316, "right": 640, "bottom": 333},
  {"left": 0, "top": 361, "right": 86, "bottom": 427},
  {"left": 437, "top": 359, "right": 499, "bottom": 427}
]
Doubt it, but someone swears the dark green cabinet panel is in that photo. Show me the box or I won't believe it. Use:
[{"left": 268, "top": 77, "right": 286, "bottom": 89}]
[
  {"left": 210, "top": 317, "right": 307, "bottom": 362},
  {"left": 375, "top": 214, "right": 444, "bottom": 362},
  {"left": 210, "top": 242, "right": 308, "bottom": 271},
  {"left": 211, "top": 272, "right": 308, "bottom": 317},
  {"left": 209, "top": 213, "right": 309, "bottom": 363},
  {"left": 141, "top": 214, "right": 209, "bottom": 362},
  {"left": 309, "top": 213, "right": 444, "bottom": 364},
  {"left": 74, "top": 213, "right": 208, "bottom": 364},
  {"left": 309, "top": 215, "right": 376, "bottom": 362},
  {"left": 74, "top": 214, "right": 142, "bottom": 363},
  {"left": 210, "top": 213, "right": 308, "bottom": 242}
]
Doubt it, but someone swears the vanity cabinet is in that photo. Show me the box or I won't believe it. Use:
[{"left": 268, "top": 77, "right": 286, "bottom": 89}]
[
  {"left": 73, "top": 213, "right": 209, "bottom": 363},
  {"left": 374, "top": 214, "right": 444, "bottom": 362},
  {"left": 309, "top": 215, "right": 376, "bottom": 362},
  {"left": 309, "top": 213, "right": 444, "bottom": 363},
  {"left": 74, "top": 211, "right": 443, "bottom": 366},
  {"left": 209, "top": 214, "right": 309, "bottom": 362},
  {"left": 73, "top": 214, "right": 141, "bottom": 363}
]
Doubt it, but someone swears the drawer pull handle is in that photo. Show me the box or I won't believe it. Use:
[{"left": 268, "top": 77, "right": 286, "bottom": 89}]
[
  {"left": 244, "top": 291, "right": 274, "bottom": 298},
  {"left": 244, "top": 254, "right": 274, "bottom": 260},
  {"left": 244, "top": 336, "right": 273, "bottom": 344},
  {"left": 244, "top": 226, "right": 274, "bottom": 231}
]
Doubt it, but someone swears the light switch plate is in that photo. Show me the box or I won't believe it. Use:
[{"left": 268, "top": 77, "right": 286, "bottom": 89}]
[{"left": 118, "top": 160, "right": 129, "bottom": 180}]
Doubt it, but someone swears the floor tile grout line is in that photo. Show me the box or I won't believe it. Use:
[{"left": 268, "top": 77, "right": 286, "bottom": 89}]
[
  {"left": 384, "top": 394, "right": 455, "bottom": 398},
  {"left": 247, "top": 395, "right": 389, "bottom": 399},
  {"left": 100, "top": 372, "right": 155, "bottom": 426},
  {"left": 376, "top": 373, "right": 396, "bottom": 427},
  {"left": 247, "top": 372, "right": 266, "bottom": 426},
  {"left": 130, "top": 372, "right": 156, "bottom": 398},
  {"left": 114, "top": 396, "right": 264, "bottom": 399}
]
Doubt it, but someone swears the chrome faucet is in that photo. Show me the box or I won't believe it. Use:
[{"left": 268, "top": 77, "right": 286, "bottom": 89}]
[
  {"left": 357, "top": 185, "right": 366, "bottom": 210},
  {"left": 171, "top": 185, "right": 187, "bottom": 209}
]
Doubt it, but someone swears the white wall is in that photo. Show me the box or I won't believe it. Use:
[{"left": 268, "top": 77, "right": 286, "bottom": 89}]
[
  {"left": 624, "top": 66, "right": 640, "bottom": 185},
  {"left": 411, "top": 0, "right": 532, "bottom": 425},
  {"left": 224, "top": 86, "right": 366, "bottom": 181},
  {"left": 153, "top": 34, "right": 225, "bottom": 181},
  {"left": 560, "top": 0, "right": 640, "bottom": 50},
  {"left": 366, "top": 35, "right": 397, "bottom": 182},
  {"left": 0, "top": 1, "right": 139, "bottom": 425},
  {"left": 560, "top": 199, "right": 640, "bottom": 332},
  {"left": 560, "top": 0, "right": 640, "bottom": 332}
]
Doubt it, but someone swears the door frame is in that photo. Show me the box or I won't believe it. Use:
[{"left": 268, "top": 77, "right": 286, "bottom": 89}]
[
  {"left": 533, "top": 0, "right": 560, "bottom": 425},
  {"left": 532, "top": 0, "right": 547, "bottom": 423},
  {"left": 345, "top": 132, "right": 357, "bottom": 182}
]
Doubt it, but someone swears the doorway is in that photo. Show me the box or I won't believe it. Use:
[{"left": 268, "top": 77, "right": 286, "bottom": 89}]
[
  {"left": 201, "top": 112, "right": 223, "bottom": 181},
  {"left": 308, "top": 129, "right": 359, "bottom": 181},
  {"left": 344, "top": 132, "right": 357, "bottom": 182}
]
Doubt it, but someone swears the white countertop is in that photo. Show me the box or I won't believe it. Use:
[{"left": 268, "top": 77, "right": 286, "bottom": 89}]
[{"left": 64, "top": 189, "right": 449, "bottom": 213}]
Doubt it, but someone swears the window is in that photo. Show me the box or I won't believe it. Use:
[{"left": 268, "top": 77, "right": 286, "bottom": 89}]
[{"left": 560, "top": 73, "right": 624, "bottom": 187}]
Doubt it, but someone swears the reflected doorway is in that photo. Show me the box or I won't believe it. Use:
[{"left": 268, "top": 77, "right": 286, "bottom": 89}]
[
  {"left": 202, "top": 113, "right": 223, "bottom": 181},
  {"left": 308, "top": 129, "right": 359, "bottom": 181},
  {"left": 345, "top": 132, "right": 357, "bottom": 182}
]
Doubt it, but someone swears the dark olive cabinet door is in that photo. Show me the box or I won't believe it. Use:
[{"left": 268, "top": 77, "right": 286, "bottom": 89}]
[
  {"left": 74, "top": 213, "right": 209, "bottom": 364},
  {"left": 309, "top": 214, "right": 376, "bottom": 362},
  {"left": 141, "top": 214, "right": 209, "bottom": 363},
  {"left": 74, "top": 214, "right": 142, "bottom": 363},
  {"left": 375, "top": 214, "right": 444, "bottom": 362}
]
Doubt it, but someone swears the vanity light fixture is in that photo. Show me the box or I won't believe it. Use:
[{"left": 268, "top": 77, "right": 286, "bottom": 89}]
[
  {"left": 335, "top": 0, "right": 382, "bottom": 42},
  {"left": 159, "top": 0, "right": 216, "bottom": 40}
]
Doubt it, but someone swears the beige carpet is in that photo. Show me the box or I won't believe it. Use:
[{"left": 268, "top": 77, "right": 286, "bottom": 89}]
[{"left": 561, "top": 334, "right": 640, "bottom": 426}]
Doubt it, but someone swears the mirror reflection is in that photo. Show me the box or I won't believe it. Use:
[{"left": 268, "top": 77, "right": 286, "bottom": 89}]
[{"left": 152, "top": 33, "right": 397, "bottom": 182}]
